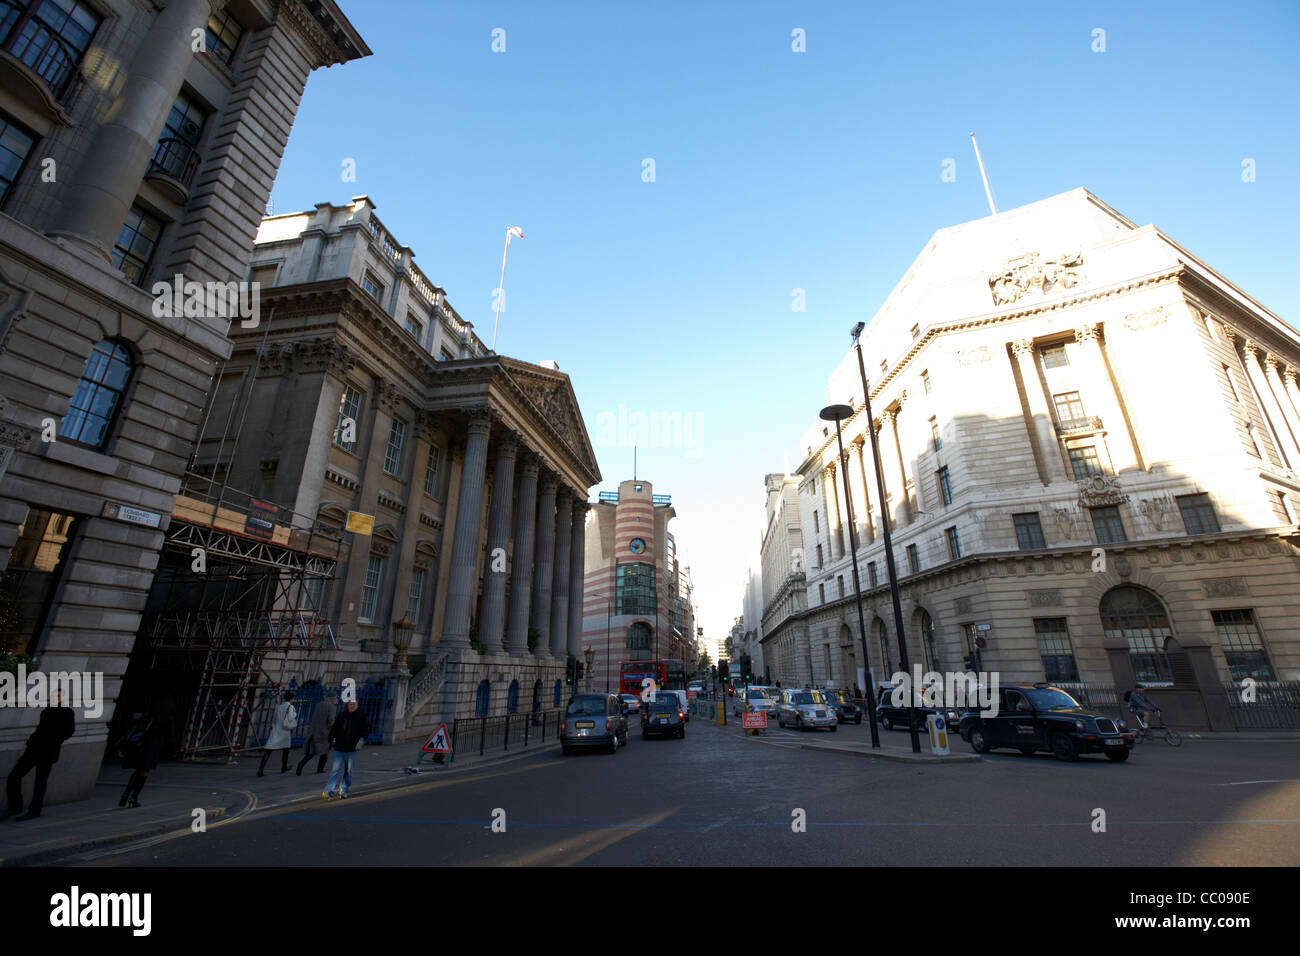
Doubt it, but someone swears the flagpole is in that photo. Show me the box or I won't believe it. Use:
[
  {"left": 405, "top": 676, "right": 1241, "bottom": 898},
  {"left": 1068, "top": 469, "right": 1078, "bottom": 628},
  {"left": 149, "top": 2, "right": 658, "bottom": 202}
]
[
  {"left": 970, "top": 132, "right": 997, "bottom": 216},
  {"left": 491, "top": 230, "right": 512, "bottom": 353}
]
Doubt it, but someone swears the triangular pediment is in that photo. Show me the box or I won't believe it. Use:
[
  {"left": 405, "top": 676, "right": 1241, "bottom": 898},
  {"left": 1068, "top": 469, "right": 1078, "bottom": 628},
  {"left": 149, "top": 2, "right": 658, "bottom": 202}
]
[{"left": 497, "top": 357, "right": 601, "bottom": 486}]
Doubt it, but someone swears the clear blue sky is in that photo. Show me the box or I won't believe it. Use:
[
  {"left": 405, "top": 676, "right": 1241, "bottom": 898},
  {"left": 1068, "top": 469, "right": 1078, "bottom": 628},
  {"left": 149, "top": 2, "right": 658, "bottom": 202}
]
[{"left": 270, "top": 1, "right": 1300, "bottom": 651}]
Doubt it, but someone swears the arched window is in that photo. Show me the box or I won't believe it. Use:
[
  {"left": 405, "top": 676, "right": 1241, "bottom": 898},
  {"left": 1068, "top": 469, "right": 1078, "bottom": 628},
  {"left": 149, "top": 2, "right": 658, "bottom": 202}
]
[
  {"left": 1100, "top": 586, "right": 1174, "bottom": 684},
  {"left": 61, "top": 339, "right": 132, "bottom": 449},
  {"left": 626, "top": 621, "right": 652, "bottom": 652},
  {"left": 475, "top": 679, "right": 491, "bottom": 717},
  {"left": 506, "top": 679, "right": 519, "bottom": 714}
]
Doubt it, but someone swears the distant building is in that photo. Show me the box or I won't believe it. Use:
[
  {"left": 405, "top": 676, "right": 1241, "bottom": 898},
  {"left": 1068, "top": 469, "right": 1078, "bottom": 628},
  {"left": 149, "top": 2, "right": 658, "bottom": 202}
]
[
  {"left": 0, "top": 0, "right": 368, "bottom": 804},
  {"left": 763, "top": 189, "right": 1300, "bottom": 729}
]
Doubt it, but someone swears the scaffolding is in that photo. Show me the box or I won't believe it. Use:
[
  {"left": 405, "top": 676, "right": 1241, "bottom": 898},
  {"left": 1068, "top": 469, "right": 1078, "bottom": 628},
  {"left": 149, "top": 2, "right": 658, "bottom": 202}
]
[{"left": 142, "top": 476, "right": 348, "bottom": 761}]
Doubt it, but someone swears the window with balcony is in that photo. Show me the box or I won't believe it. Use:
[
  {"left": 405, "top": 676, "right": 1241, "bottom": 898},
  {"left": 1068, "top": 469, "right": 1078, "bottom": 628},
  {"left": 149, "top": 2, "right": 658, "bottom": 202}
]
[
  {"left": 1089, "top": 505, "right": 1127, "bottom": 544},
  {"left": 111, "top": 204, "right": 162, "bottom": 286},
  {"left": 0, "top": 110, "right": 35, "bottom": 207},
  {"left": 1012, "top": 512, "right": 1046, "bottom": 550},
  {"left": 1176, "top": 493, "right": 1220, "bottom": 535},
  {"left": 60, "top": 339, "right": 132, "bottom": 449},
  {"left": 383, "top": 419, "right": 406, "bottom": 476},
  {"left": 0, "top": 0, "right": 101, "bottom": 102},
  {"left": 204, "top": 5, "right": 244, "bottom": 64},
  {"left": 148, "top": 91, "right": 208, "bottom": 190}
]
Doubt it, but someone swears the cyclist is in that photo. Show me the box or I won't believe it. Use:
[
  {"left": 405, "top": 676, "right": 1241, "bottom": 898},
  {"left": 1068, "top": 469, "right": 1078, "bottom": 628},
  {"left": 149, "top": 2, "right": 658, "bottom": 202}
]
[{"left": 1124, "top": 687, "right": 1159, "bottom": 730}]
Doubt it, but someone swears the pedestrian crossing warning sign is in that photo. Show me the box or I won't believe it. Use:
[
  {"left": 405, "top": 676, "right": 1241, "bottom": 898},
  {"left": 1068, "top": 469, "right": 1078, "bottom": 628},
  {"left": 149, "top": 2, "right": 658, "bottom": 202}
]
[{"left": 423, "top": 724, "right": 452, "bottom": 753}]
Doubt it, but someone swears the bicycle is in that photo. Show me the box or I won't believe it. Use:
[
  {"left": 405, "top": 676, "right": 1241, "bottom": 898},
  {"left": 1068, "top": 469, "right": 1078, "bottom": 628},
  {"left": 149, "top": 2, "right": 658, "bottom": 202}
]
[{"left": 1131, "top": 710, "right": 1182, "bottom": 747}]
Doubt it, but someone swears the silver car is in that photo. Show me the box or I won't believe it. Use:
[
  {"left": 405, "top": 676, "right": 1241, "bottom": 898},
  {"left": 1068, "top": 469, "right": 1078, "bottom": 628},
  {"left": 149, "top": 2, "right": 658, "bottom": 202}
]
[
  {"left": 777, "top": 688, "right": 838, "bottom": 731},
  {"left": 733, "top": 685, "right": 780, "bottom": 719}
]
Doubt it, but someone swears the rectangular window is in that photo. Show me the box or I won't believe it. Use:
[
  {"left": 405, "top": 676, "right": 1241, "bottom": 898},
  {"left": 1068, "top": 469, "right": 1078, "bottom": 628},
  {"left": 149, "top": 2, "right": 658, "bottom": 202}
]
[
  {"left": 906, "top": 544, "right": 919, "bottom": 574},
  {"left": 1068, "top": 445, "right": 1104, "bottom": 480},
  {"left": 818, "top": 582, "right": 825, "bottom": 603},
  {"left": 359, "top": 555, "right": 385, "bottom": 621},
  {"left": 407, "top": 567, "right": 425, "bottom": 622},
  {"left": 1221, "top": 364, "right": 1239, "bottom": 403},
  {"left": 615, "top": 562, "right": 656, "bottom": 616},
  {"left": 868, "top": 562, "right": 878, "bottom": 588},
  {"left": 384, "top": 419, "right": 406, "bottom": 475},
  {"left": 334, "top": 385, "right": 362, "bottom": 453},
  {"left": 1042, "top": 344, "right": 1069, "bottom": 368},
  {"left": 405, "top": 313, "right": 424, "bottom": 343},
  {"left": 945, "top": 526, "right": 961, "bottom": 560},
  {"left": 1211, "top": 609, "right": 1274, "bottom": 681},
  {"left": 922, "top": 369, "right": 931, "bottom": 394},
  {"left": 111, "top": 204, "right": 163, "bottom": 286},
  {"left": 1053, "top": 391, "right": 1086, "bottom": 423},
  {"left": 1271, "top": 491, "right": 1292, "bottom": 524},
  {"left": 440, "top": 348, "right": 455, "bottom": 362},
  {"left": 937, "top": 466, "right": 953, "bottom": 506},
  {"left": 1012, "top": 512, "right": 1046, "bottom": 550},
  {"left": 1176, "top": 492, "right": 1220, "bottom": 535},
  {"left": 362, "top": 271, "right": 384, "bottom": 303},
  {"left": 910, "top": 323, "right": 920, "bottom": 340},
  {"left": 0, "top": 110, "right": 36, "bottom": 208},
  {"left": 837, "top": 575, "right": 845, "bottom": 598},
  {"left": 813, "top": 510, "right": 819, "bottom": 533},
  {"left": 423, "top": 444, "right": 440, "bottom": 497},
  {"left": 930, "top": 418, "right": 942, "bottom": 451},
  {"left": 1089, "top": 505, "right": 1127, "bottom": 544},
  {"left": 1034, "top": 618, "right": 1080, "bottom": 682},
  {"left": 204, "top": 6, "right": 244, "bottom": 64},
  {"left": 816, "top": 544, "right": 823, "bottom": 567}
]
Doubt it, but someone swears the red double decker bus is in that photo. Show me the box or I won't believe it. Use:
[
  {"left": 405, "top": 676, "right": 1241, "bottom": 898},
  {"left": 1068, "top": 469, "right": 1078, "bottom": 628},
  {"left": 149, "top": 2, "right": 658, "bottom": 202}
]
[{"left": 619, "top": 659, "right": 686, "bottom": 696}]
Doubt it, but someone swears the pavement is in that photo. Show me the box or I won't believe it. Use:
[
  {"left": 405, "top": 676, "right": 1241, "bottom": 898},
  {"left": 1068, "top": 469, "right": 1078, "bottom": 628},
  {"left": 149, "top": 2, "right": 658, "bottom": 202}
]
[{"left": 0, "top": 736, "right": 559, "bottom": 866}]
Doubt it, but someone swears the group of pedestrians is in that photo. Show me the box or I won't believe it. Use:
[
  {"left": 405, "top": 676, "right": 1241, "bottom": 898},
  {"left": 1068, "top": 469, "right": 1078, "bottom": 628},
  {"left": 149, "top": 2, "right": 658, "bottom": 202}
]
[{"left": 255, "top": 691, "right": 371, "bottom": 799}]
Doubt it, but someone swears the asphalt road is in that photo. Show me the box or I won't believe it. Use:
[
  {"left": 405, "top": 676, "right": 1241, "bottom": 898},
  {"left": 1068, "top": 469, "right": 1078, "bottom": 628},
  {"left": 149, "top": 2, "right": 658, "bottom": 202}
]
[{"left": 60, "top": 715, "right": 1300, "bottom": 866}]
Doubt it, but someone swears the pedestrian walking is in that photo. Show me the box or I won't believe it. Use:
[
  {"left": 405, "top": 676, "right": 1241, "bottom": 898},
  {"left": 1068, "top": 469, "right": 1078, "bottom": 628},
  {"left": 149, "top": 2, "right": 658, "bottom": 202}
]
[
  {"left": 117, "top": 712, "right": 162, "bottom": 808},
  {"left": 297, "top": 693, "right": 336, "bottom": 775},
  {"left": 322, "top": 699, "right": 369, "bottom": 800},
  {"left": 257, "top": 689, "right": 297, "bottom": 776},
  {"left": 4, "top": 690, "right": 76, "bottom": 821}
]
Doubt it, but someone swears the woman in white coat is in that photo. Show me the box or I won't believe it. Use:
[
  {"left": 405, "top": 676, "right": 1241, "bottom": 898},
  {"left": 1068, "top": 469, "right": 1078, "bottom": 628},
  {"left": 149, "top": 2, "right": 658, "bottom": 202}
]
[{"left": 257, "top": 690, "right": 297, "bottom": 776}]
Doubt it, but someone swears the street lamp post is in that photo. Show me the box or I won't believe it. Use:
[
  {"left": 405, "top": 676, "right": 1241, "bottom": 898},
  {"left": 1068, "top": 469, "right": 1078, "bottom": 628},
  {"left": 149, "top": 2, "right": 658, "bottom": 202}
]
[
  {"left": 584, "top": 646, "right": 595, "bottom": 693},
  {"left": 850, "top": 322, "right": 922, "bottom": 754},
  {"left": 820, "top": 404, "right": 882, "bottom": 748}
]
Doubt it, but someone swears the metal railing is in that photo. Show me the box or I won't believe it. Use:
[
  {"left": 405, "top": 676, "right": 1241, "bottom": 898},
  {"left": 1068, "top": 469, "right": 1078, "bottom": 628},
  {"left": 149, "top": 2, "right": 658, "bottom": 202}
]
[
  {"left": 148, "top": 137, "right": 201, "bottom": 188},
  {"left": 1052, "top": 682, "right": 1123, "bottom": 717},
  {"left": 1055, "top": 416, "right": 1104, "bottom": 435},
  {"left": 1222, "top": 680, "right": 1300, "bottom": 730},
  {"left": 450, "top": 709, "right": 563, "bottom": 757},
  {"left": 1, "top": 4, "right": 83, "bottom": 102},
  {"left": 248, "top": 681, "right": 392, "bottom": 749}
]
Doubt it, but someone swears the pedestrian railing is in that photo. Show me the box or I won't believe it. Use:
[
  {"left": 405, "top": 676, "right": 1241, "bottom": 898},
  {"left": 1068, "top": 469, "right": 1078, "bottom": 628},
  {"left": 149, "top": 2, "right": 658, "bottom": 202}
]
[
  {"left": 450, "top": 709, "right": 564, "bottom": 757},
  {"left": 248, "top": 681, "right": 392, "bottom": 749},
  {"left": 1222, "top": 680, "right": 1300, "bottom": 730}
]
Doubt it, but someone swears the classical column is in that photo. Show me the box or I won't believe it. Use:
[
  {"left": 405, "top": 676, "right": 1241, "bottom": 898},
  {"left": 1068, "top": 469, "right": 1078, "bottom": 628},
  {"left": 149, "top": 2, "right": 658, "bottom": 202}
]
[
  {"left": 549, "top": 490, "right": 573, "bottom": 659},
  {"left": 824, "top": 461, "right": 844, "bottom": 559},
  {"left": 1011, "top": 338, "right": 1067, "bottom": 484},
  {"left": 567, "top": 500, "right": 587, "bottom": 657},
  {"left": 478, "top": 434, "right": 518, "bottom": 653},
  {"left": 530, "top": 473, "right": 558, "bottom": 657},
  {"left": 850, "top": 438, "right": 875, "bottom": 545},
  {"left": 49, "top": 0, "right": 218, "bottom": 257},
  {"left": 1283, "top": 368, "right": 1300, "bottom": 432},
  {"left": 881, "top": 408, "right": 912, "bottom": 527},
  {"left": 505, "top": 455, "right": 540, "bottom": 656},
  {"left": 1073, "top": 324, "right": 1141, "bottom": 472},
  {"left": 441, "top": 414, "right": 492, "bottom": 648},
  {"left": 1262, "top": 355, "right": 1300, "bottom": 469},
  {"left": 1240, "top": 341, "right": 1294, "bottom": 469}
]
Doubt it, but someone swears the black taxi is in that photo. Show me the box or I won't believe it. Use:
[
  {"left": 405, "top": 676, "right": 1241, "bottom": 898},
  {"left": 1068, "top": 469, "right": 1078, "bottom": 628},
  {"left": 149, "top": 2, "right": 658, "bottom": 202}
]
[{"left": 958, "top": 684, "right": 1134, "bottom": 762}]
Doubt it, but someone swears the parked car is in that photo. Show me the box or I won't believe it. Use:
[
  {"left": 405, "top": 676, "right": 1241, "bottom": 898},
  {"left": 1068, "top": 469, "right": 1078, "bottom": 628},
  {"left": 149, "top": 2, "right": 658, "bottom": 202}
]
[
  {"left": 823, "top": 690, "right": 863, "bottom": 724},
  {"left": 958, "top": 684, "right": 1134, "bottom": 762},
  {"left": 657, "top": 688, "right": 689, "bottom": 720},
  {"left": 561, "top": 693, "right": 629, "bottom": 755},
  {"left": 732, "top": 685, "right": 780, "bottom": 718},
  {"left": 777, "top": 688, "right": 838, "bottom": 731},
  {"left": 619, "top": 693, "right": 641, "bottom": 715},
  {"left": 641, "top": 696, "right": 686, "bottom": 739},
  {"left": 875, "top": 695, "right": 961, "bottom": 731}
]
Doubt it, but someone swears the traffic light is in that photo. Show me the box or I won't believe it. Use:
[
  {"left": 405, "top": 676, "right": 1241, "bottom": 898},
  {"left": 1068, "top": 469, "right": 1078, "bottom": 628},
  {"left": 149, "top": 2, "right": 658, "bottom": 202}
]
[
  {"left": 710, "top": 665, "right": 718, "bottom": 682},
  {"left": 719, "top": 660, "right": 730, "bottom": 683},
  {"left": 741, "top": 655, "right": 753, "bottom": 682},
  {"left": 575, "top": 660, "right": 585, "bottom": 682},
  {"left": 964, "top": 655, "right": 975, "bottom": 671},
  {"left": 565, "top": 657, "right": 575, "bottom": 685}
]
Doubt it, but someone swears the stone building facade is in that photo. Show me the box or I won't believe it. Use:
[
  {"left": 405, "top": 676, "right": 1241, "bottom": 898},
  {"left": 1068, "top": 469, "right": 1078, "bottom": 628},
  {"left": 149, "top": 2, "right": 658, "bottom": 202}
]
[
  {"left": 761, "top": 189, "right": 1300, "bottom": 729},
  {"left": 0, "top": 0, "right": 366, "bottom": 804},
  {"left": 200, "top": 198, "right": 601, "bottom": 740},
  {"left": 580, "top": 479, "right": 691, "bottom": 694}
]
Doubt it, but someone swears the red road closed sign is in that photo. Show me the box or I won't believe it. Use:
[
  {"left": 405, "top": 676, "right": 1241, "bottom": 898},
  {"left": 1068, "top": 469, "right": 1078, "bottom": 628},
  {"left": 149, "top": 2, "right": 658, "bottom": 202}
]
[{"left": 742, "top": 710, "right": 768, "bottom": 729}]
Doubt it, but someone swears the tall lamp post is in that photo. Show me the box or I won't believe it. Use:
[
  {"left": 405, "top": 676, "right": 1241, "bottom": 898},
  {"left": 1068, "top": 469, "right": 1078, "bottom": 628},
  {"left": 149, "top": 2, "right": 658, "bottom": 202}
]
[
  {"left": 850, "top": 322, "right": 922, "bottom": 753},
  {"left": 820, "top": 404, "right": 881, "bottom": 748},
  {"left": 584, "top": 646, "right": 595, "bottom": 693}
]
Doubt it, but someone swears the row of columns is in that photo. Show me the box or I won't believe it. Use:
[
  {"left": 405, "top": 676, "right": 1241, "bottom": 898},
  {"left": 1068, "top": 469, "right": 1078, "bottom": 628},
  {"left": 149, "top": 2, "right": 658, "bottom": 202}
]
[
  {"left": 1236, "top": 338, "right": 1300, "bottom": 472},
  {"left": 441, "top": 413, "right": 587, "bottom": 659}
]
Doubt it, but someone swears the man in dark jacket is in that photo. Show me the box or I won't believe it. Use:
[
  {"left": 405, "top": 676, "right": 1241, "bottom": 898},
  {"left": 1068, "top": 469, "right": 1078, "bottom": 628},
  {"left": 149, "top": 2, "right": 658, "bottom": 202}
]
[
  {"left": 322, "top": 700, "right": 368, "bottom": 800},
  {"left": 5, "top": 690, "right": 76, "bottom": 820}
]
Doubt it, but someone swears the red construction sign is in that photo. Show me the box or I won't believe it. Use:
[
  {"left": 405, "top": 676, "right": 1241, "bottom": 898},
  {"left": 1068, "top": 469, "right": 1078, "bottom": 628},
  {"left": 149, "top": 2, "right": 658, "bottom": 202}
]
[
  {"left": 742, "top": 710, "right": 768, "bottom": 729},
  {"left": 422, "top": 724, "right": 452, "bottom": 753}
]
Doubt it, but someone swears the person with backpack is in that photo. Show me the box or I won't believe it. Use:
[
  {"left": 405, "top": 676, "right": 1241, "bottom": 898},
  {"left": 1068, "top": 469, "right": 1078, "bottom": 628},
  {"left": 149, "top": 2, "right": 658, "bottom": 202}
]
[
  {"left": 117, "top": 712, "right": 162, "bottom": 808},
  {"left": 323, "top": 699, "right": 369, "bottom": 800},
  {"left": 257, "top": 689, "right": 297, "bottom": 776}
]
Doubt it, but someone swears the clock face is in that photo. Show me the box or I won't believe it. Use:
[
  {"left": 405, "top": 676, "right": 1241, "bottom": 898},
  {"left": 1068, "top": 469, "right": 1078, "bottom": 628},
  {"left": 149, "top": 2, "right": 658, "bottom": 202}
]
[{"left": 629, "top": 537, "right": 646, "bottom": 555}]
